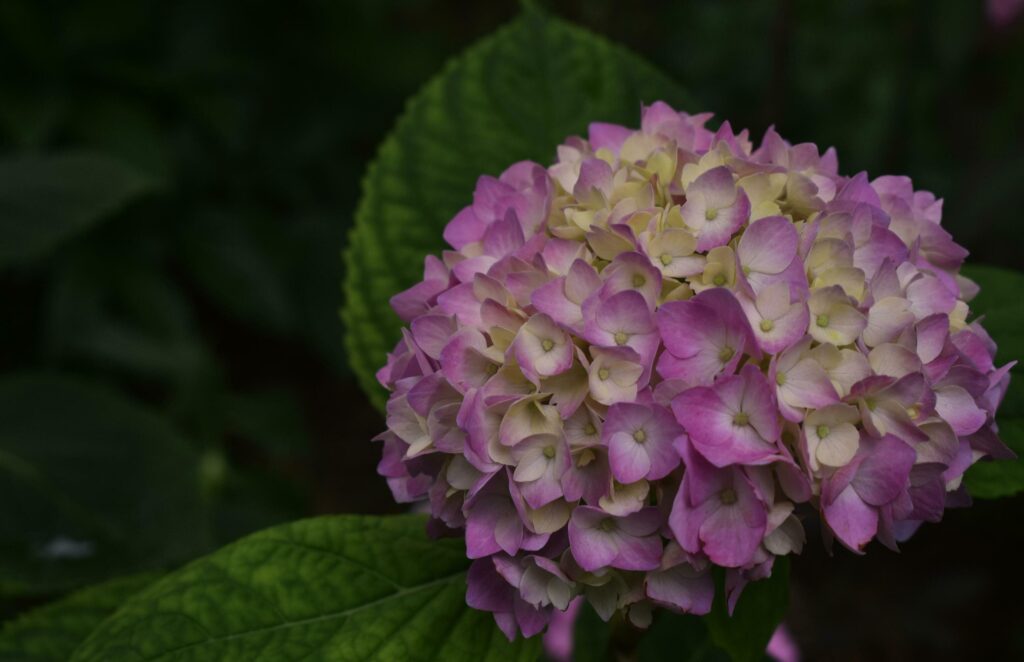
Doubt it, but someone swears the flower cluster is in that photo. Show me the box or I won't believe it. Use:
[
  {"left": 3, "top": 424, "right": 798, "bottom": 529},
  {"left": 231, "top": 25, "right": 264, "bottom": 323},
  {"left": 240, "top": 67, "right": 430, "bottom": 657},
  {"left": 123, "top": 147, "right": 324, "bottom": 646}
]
[{"left": 374, "top": 102, "right": 1014, "bottom": 638}]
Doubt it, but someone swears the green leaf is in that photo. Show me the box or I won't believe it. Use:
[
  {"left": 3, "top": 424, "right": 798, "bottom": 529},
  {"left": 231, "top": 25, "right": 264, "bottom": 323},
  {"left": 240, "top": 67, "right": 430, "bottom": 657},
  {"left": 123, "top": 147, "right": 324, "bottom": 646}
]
[
  {"left": 964, "top": 418, "right": 1024, "bottom": 499},
  {"left": 570, "top": 602, "right": 610, "bottom": 662},
  {"left": 0, "top": 374, "right": 209, "bottom": 596},
  {"left": 639, "top": 612, "right": 728, "bottom": 662},
  {"left": 0, "top": 573, "right": 157, "bottom": 662},
  {"left": 177, "top": 209, "right": 295, "bottom": 335},
  {"left": 223, "top": 389, "right": 310, "bottom": 456},
  {"left": 71, "top": 514, "right": 540, "bottom": 662},
  {"left": 43, "top": 248, "right": 212, "bottom": 387},
  {"left": 72, "top": 99, "right": 173, "bottom": 182},
  {"left": 961, "top": 265, "right": 1024, "bottom": 499},
  {"left": 0, "top": 152, "right": 155, "bottom": 268},
  {"left": 343, "top": 8, "right": 691, "bottom": 409},
  {"left": 703, "top": 558, "right": 790, "bottom": 662},
  {"left": 963, "top": 264, "right": 1024, "bottom": 368}
]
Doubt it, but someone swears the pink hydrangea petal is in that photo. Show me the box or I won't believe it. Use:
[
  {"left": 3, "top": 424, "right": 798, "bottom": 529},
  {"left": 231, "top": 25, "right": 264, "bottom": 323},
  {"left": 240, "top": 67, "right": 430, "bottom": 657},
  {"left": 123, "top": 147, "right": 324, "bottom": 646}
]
[
  {"left": 852, "top": 435, "right": 916, "bottom": 506},
  {"left": 645, "top": 564, "right": 714, "bottom": 614},
  {"left": 372, "top": 101, "right": 1015, "bottom": 639},
  {"left": 444, "top": 205, "right": 486, "bottom": 249},
  {"left": 739, "top": 216, "right": 799, "bottom": 275},
  {"left": 934, "top": 385, "right": 987, "bottom": 436},
  {"left": 698, "top": 474, "right": 767, "bottom": 567},
  {"left": 588, "top": 122, "right": 632, "bottom": 153},
  {"left": 823, "top": 484, "right": 877, "bottom": 553}
]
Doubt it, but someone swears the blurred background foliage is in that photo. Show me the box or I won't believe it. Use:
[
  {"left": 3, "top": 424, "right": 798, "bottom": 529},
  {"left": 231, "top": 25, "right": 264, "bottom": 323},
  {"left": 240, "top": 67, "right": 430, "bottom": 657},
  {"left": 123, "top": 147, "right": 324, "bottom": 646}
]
[{"left": 0, "top": 0, "right": 1021, "bottom": 659}]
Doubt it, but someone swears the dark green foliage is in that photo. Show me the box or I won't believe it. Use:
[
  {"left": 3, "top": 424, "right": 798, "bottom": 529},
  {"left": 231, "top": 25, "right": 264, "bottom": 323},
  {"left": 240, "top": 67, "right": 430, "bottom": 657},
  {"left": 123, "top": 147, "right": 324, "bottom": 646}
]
[
  {"left": 0, "top": 152, "right": 154, "bottom": 267},
  {"left": 0, "top": 375, "right": 208, "bottom": 596}
]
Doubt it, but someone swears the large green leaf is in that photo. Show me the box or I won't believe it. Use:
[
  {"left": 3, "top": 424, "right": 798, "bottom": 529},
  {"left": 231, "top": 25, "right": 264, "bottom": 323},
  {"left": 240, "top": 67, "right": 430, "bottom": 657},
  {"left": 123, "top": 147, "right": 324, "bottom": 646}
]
[
  {"left": 342, "top": 7, "right": 690, "bottom": 409},
  {"left": 0, "top": 374, "right": 209, "bottom": 596},
  {"left": 0, "top": 573, "right": 157, "bottom": 662},
  {"left": 0, "top": 152, "right": 155, "bottom": 268},
  {"left": 962, "top": 265, "right": 1024, "bottom": 499},
  {"left": 71, "top": 514, "right": 539, "bottom": 662}
]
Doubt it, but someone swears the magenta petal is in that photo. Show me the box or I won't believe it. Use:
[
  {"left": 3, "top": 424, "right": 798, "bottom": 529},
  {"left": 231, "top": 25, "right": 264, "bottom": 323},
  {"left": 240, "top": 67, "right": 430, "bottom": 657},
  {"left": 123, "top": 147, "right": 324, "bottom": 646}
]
[
  {"left": 561, "top": 447, "right": 611, "bottom": 504},
  {"left": 444, "top": 206, "right": 486, "bottom": 249},
  {"left": 646, "top": 565, "right": 714, "bottom": 615},
  {"left": 542, "top": 599, "right": 582, "bottom": 662},
  {"left": 658, "top": 297, "right": 717, "bottom": 358},
  {"left": 608, "top": 432, "right": 651, "bottom": 484},
  {"left": 739, "top": 216, "right": 798, "bottom": 275},
  {"left": 698, "top": 474, "right": 766, "bottom": 567},
  {"left": 852, "top": 435, "right": 915, "bottom": 506},
  {"left": 823, "top": 484, "right": 878, "bottom": 553},
  {"left": 657, "top": 288, "right": 757, "bottom": 385},
  {"left": 585, "top": 290, "right": 655, "bottom": 344},
  {"left": 588, "top": 122, "right": 633, "bottom": 153},
  {"left": 935, "top": 385, "right": 987, "bottom": 437},
  {"left": 604, "top": 402, "right": 681, "bottom": 482},
  {"left": 612, "top": 531, "right": 663, "bottom": 571},
  {"left": 465, "top": 494, "right": 522, "bottom": 558},
  {"left": 467, "top": 558, "right": 514, "bottom": 613},
  {"left": 696, "top": 190, "right": 751, "bottom": 252},
  {"left": 532, "top": 277, "right": 582, "bottom": 331},
  {"left": 673, "top": 372, "right": 781, "bottom": 467},
  {"left": 568, "top": 507, "right": 619, "bottom": 571},
  {"left": 514, "top": 599, "right": 551, "bottom": 639},
  {"left": 411, "top": 314, "right": 457, "bottom": 360},
  {"left": 482, "top": 210, "right": 526, "bottom": 257},
  {"left": 574, "top": 157, "right": 614, "bottom": 200}
]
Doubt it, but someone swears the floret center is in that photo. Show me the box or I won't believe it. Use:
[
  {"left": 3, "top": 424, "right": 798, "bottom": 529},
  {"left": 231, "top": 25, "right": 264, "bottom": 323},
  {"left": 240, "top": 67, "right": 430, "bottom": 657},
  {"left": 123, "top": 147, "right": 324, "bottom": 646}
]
[
  {"left": 720, "top": 488, "right": 737, "bottom": 505},
  {"left": 705, "top": 208, "right": 719, "bottom": 221},
  {"left": 632, "top": 274, "right": 646, "bottom": 287},
  {"left": 541, "top": 338, "right": 555, "bottom": 352},
  {"left": 597, "top": 368, "right": 610, "bottom": 381},
  {"left": 713, "top": 274, "right": 727, "bottom": 286},
  {"left": 598, "top": 517, "right": 618, "bottom": 532},
  {"left": 816, "top": 314, "right": 830, "bottom": 328},
  {"left": 660, "top": 253, "right": 673, "bottom": 266},
  {"left": 614, "top": 331, "right": 630, "bottom": 346},
  {"left": 732, "top": 412, "right": 749, "bottom": 426},
  {"left": 718, "top": 345, "right": 735, "bottom": 362},
  {"left": 816, "top": 424, "right": 830, "bottom": 439},
  {"left": 543, "top": 446, "right": 556, "bottom": 459},
  {"left": 633, "top": 429, "right": 647, "bottom": 443},
  {"left": 759, "top": 319, "right": 775, "bottom": 332}
]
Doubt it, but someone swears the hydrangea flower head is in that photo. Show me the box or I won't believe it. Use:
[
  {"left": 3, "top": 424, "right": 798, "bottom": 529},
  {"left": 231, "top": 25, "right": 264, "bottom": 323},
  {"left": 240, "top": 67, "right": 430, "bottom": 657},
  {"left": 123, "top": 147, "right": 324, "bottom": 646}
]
[{"left": 374, "top": 101, "right": 1015, "bottom": 638}]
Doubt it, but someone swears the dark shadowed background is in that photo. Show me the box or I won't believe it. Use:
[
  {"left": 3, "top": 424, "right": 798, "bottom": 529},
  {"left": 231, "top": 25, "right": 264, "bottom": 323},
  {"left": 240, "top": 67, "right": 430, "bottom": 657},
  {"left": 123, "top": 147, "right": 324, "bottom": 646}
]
[{"left": 1, "top": 1, "right": 1022, "bottom": 660}]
